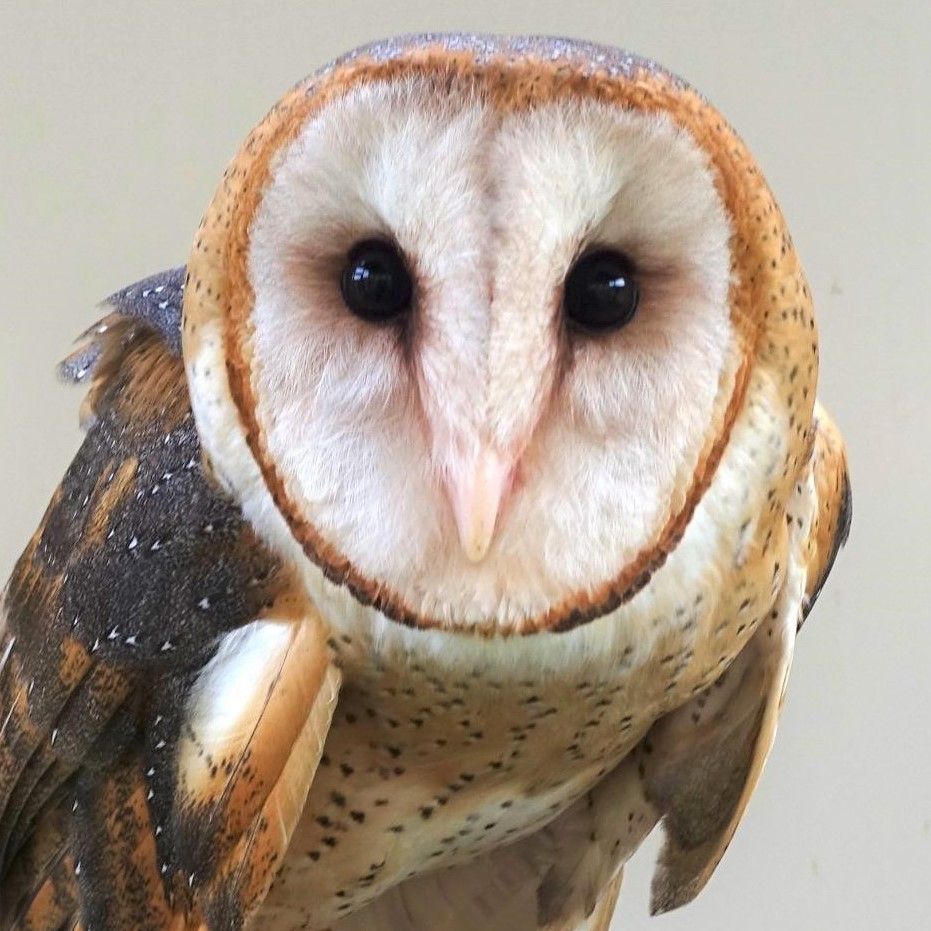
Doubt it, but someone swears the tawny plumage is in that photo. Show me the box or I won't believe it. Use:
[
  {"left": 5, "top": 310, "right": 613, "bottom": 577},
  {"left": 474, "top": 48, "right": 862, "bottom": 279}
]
[{"left": 0, "top": 34, "right": 850, "bottom": 931}]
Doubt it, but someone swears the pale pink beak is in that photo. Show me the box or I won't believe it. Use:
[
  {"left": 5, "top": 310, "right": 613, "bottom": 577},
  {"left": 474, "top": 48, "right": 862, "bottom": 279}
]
[{"left": 446, "top": 447, "right": 513, "bottom": 563}]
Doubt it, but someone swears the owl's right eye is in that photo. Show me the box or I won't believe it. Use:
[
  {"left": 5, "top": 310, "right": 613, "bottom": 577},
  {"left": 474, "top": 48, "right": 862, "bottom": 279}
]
[{"left": 340, "top": 240, "right": 413, "bottom": 322}]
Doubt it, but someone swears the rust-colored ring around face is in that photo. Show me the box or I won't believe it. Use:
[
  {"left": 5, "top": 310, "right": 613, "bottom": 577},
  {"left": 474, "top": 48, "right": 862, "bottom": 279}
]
[{"left": 189, "top": 43, "right": 769, "bottom": 636}]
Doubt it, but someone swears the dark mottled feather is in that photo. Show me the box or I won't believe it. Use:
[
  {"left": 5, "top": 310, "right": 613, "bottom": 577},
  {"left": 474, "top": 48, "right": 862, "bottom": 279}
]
[
  {"left": 101, "top": 267, "right": 186, "bottom": 356},
  {"left": 57, "top": 268, "right": 185, "bottom": 428},
  {"left": 71, "top": 750, "right": 175, "bottom": 930}
]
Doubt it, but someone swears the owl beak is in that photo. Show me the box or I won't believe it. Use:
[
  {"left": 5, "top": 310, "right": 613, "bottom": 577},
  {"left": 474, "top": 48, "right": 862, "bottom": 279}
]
[{"left": 447, "top": 447, "right": 513, "bottom": 563}]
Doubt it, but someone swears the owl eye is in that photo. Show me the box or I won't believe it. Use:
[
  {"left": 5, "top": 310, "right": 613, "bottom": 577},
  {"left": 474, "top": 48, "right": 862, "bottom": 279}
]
[
  {"left": 340, "top": 240, "right": 413, "bottom": 322},
  {"left": 563, "top": 249, "right": 640, "bottom": 332}
]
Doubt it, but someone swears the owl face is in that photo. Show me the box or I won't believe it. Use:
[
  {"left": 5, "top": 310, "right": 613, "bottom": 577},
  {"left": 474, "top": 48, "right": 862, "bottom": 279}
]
[{"left": 184, "top": 37, "right": 796, "bottom": 635}]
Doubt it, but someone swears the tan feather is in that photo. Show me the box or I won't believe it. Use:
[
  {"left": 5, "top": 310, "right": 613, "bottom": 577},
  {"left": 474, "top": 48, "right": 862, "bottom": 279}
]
[
  {"left": 171, "top": 602, "right": 335, "bottom": 886},
  {"left": 802, "top": 403, "right": 851, "bottom": 623},
  {"left": 564, "top": 871, "right": 622, "bottom": 931},
  {"left": 196, "top": 664, "right": 340, "bottom": 930},
  {"left": 6, "top": 846, "right": 77, "bottom": 931}
]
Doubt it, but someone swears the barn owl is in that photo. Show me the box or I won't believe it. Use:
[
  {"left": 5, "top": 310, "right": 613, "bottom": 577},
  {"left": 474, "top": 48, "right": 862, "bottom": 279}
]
[{"left": 0, "top": 33, "right": 850, "bottom": 931}]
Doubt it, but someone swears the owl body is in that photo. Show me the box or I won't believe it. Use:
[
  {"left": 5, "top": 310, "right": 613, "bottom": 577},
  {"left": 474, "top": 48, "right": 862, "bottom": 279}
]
[
  {"left": 241, "top": 310, "right": 806, "bottom": 928},
  {"left": 263, "top": 495, "right": 789, "bottom": 929},
  {"left": 0, "top": 34, "right": 849, "bottom": 931}
]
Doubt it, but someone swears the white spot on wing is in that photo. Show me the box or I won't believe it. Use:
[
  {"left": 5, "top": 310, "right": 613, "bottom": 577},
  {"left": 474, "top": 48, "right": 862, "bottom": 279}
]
[{"left": 186, "top": 620, "right": 293, "bottom": 749}]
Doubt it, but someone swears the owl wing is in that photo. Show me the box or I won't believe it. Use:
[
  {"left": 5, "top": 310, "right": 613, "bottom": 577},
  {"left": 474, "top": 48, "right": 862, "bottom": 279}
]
[
  {"left": 0, "top": 271, "right": 341, "bottom": 931},
  {"left": 800, "top": 403, "right": 852, "bottom": 627},
  {"left": 541, "top": 407, "right": 851, "bottom": 921}
]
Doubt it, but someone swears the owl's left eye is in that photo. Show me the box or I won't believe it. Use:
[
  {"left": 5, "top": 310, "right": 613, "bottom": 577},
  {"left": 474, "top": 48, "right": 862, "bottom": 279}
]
[
  {"left": 340, "top": 240, "right": 413, "bottom": 322},
  {"left": 563, "top": 249, "right": 640, "bottom": 332}
]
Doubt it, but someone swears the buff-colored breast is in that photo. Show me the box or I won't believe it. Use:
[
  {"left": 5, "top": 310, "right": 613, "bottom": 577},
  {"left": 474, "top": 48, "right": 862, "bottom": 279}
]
[{"left": 260, "top": 486, "right": 788, "bottom": 929}]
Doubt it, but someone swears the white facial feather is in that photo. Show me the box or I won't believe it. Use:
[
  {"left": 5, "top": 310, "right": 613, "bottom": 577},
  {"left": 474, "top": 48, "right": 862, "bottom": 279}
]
[{"left": 243, "top": 77, "right": 733, "bottom": 629}]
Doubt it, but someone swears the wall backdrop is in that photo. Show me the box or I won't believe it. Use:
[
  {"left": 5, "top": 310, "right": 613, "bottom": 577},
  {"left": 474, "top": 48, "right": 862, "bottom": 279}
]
[{"left": 1, "top": 2, "right": 928, "bottom": 928}]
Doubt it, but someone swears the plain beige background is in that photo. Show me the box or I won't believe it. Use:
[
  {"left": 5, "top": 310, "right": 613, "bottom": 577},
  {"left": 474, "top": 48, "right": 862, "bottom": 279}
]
[{"left": 1, "top": 2, "right": 928, "bottom": 928}]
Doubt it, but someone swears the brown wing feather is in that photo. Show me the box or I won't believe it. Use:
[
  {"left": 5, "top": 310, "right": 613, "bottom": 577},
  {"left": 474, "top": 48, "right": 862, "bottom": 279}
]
[
  {"left": 0, "top": 274, "right": 336, "bottom": 931},
  {"left": 1, "top": 799, "right": 72, "bottom": 929},
  {"left": 6, "top": 849, "right": 78, "bottom": 931},
  {"left": 70, "top": 749, "right": 177, "bottom": 930},
  {"left": 644, "top": 610, "right": 793, "bottom": 914}
]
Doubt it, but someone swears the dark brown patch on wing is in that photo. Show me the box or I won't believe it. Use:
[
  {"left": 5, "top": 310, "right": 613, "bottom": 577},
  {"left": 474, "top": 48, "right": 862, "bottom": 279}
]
[{"left": 0, "top": 797, "right": 74, "bottom": 929}]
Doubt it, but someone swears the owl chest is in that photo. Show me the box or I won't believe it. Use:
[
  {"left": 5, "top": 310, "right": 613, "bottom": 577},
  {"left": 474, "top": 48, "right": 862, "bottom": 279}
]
[
  {"left": 262, "top": 509, "right": 786, "bottom": 927},
  {"left": 263, "top": 634, "right": 688, "bottom": 927}
]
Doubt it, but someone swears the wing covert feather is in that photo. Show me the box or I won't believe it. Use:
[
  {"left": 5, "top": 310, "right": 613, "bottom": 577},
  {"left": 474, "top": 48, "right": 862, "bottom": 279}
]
[{"left": 199, "top": 664, "right": 341, "bottom": 930}]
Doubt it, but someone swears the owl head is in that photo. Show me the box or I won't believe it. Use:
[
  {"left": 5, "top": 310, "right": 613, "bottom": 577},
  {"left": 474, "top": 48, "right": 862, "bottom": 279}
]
[{"left": 183, "top": 35, "right": 817, "bottom": 635}]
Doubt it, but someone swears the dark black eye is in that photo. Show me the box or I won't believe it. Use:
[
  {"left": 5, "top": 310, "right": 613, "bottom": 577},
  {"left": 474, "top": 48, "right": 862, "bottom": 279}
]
[
  {"left": 563, "top": 249, "right": 640, "bottom": 332},
  {"left": 340, "top": 240, "right": 412, "bottom": 322}
]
